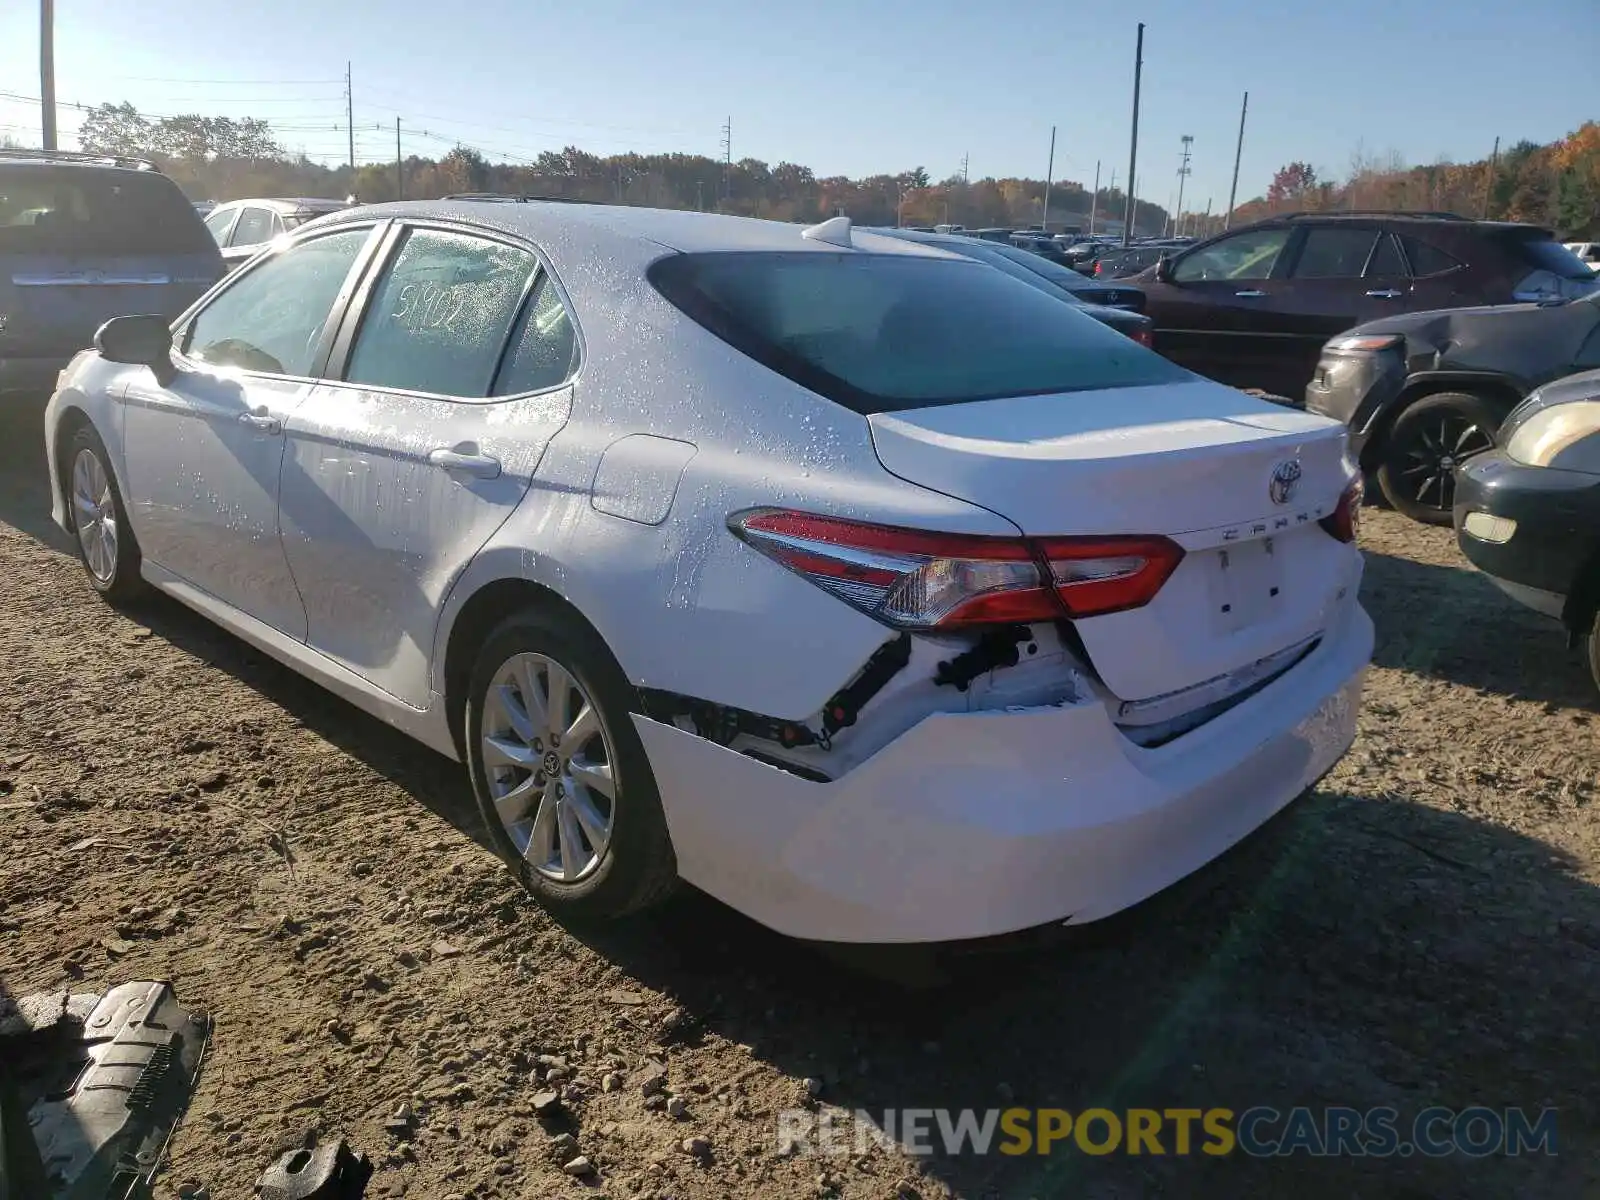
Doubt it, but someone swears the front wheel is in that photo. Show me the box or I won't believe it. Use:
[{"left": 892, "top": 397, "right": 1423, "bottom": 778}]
[
  {"left": 65, "top": 425, "right": 146, "bottom": 602},
  {"left": 1376, "top": 392, "right": 1502, "bottom": 525},
  {"left": 464, "top": 607, "right": 678, "bottom": 922}
]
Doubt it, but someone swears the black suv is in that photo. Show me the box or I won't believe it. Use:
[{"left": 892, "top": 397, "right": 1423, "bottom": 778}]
[
  {"left": 1129, "top": 211, "right": 1598, "bottom": 399},
  {"left": 0, "top": 149, "right": 224, "bottom": 396}
]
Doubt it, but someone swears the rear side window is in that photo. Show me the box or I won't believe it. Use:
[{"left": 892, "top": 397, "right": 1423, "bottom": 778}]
[
  {"left": 1291, "top": 228, "right": 1379, "bottom": 279},
  {"left": 1365, "top": 234, "right": 1407, "bottom": 277},
  {"left": 649, "top": 251, "right": 1189, "bottom": 414},
  {"left": 1400, "top": 236, "right": 1463, "bottom": 277},
  {"left": 230, "top": 207, "right": 276, "bottom": 247},
  {"left": 0, "top": 165, "right": 216, "bottom": 255},
  {"left": 345, "top": 228, "right": 536, "bottom": 397},
  {"left": 492, "top": 274, "right": 578, "bottom": 395}
]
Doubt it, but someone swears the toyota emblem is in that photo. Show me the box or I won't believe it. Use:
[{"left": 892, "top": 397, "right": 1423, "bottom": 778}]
[{"left": 1269, "top": 459, "right": 1303, "bottom": 505}]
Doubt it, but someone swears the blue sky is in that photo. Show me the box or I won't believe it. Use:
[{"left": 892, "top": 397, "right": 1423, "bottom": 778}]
[{"left": 1, "top": 0, "right": 1594, "bottom": 212}]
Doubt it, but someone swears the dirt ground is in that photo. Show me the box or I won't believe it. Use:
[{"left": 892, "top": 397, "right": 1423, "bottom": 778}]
[{"left": 1, "top": 396, "right": 1597, "bottom": 1200}]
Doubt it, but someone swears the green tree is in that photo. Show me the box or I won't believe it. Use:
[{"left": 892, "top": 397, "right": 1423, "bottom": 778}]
[{"left": 78, "top": 102, "right": 153, "bottom": 156}]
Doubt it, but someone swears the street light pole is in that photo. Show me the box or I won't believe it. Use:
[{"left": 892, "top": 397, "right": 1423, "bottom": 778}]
[
  {"left": 1225, "top": 91, "right": 1248, "bottom": 230},
  {"left": 1121, "top": 23, "right": 1144, "bottom": 247},
  {"left": 1042, "top": 125, "right": 1056, "bottom": 231},
  {"left": 40, "top": 0, "right": 58, "bottom": 150}
]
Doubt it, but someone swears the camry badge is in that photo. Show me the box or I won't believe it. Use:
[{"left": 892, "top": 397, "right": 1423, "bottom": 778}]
[{"left": 1269, "top": 459, "right": 1303, "bottom": 505}]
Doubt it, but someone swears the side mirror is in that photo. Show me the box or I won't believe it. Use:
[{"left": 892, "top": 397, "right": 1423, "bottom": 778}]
[
  {"left": 1154, "top": 254, "right": 1175, "bottom": 284},
  {"left": 95, "top": 315, "right": 176, "bottom": 386}
]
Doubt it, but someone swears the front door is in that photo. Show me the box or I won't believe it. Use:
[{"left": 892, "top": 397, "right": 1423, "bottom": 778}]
[
  {"left": 1143, "top": 225, "right": 1294, "bottom": 391},
  {"left": 278, "top": 224, "right": 579, "bottom": 706},
  {"left": 120, "top": 225, "right": 379, "bottom": 637}
]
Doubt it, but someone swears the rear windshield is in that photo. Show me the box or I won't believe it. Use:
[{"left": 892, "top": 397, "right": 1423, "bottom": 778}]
[
  {"left": 1512, "top": 236, "right": 1597, "bottom": 280},
  {"left": 649, "top": 251, "right": 1188, "bottom": 414},
  {"left": 0, "top": 166, "right": 216, "bottom": 255}
]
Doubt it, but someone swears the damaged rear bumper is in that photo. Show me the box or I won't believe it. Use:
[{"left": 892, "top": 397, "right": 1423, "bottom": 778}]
[{"left": 636, "top": 601, "right": 1372, "bottom": 944}]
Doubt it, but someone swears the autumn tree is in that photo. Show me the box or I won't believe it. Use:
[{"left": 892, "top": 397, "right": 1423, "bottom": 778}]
[{"left": 1266, "top": 161, "right": 1319, "bottom": 209}]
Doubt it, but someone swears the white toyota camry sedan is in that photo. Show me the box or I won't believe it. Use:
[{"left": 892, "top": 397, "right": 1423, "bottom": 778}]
[{"left": 43, "top": 200, "right": 1372, "bottom": 944}]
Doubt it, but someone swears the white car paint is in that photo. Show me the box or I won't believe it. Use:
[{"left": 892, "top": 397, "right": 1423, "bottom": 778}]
[{"left": 44, "top": 201, "right": 1370, "bottom": 944}]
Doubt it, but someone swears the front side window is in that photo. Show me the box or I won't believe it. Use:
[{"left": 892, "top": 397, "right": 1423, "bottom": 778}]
[
  {"left": 184, "top": 228, "right": 371, "bottom": 376},
  {"left": 650, "top": 251, "right": 1190, "bottom": 415},
  {"left": 1291, "top": 228, "right": 1380, "bottom": 279},
  {"left": 230, "top": 207, "right": 275, "bottom": 247},
  {"left": 1172, "top": 228, "right": 1290, "bottom": 282},
  {"left": 344, "top": 228, "right": 537, "bottom": 397}
]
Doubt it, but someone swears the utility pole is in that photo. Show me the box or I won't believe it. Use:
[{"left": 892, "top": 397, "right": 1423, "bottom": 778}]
[
  {"left": 345, "top": 62, "right": 355, "bottom": 173},
  {"left": 720, "top": 117, "right": 731, "bottom": 208},
  {"left": 1225, "top": 91, "right": 1248, "bottom": 229},
  {"left": 1042, "top": 126, "right": 1056, "bottom": 231},
  {"left": 696, "top": 180, "right": 704, "bottom": 211},
  {"left": 39, "top": 0, "right": 57, "bottom": 150},
  {"left": 1480, "top": 135, "right": 1500, "bottom": 219},
  {"left": 395, "top": 117, "right": 402, "bottom": 200},
  {"left": 1088, "top": 160, "right": 1101, "bottom": 234},
  {"left": 1174, "top": 134, "right": 1193, "bottom": 240},
  {"left": 1121, "top": 22, "right": 1144, "bottom": 247},
  {"left": 961, "top": 152, "right": 969, "bottom": 185},
  {"left": 1201, "top": 197, "right": 1212, "bottom": 238}
]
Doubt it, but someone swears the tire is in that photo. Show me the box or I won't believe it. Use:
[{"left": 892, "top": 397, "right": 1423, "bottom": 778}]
[
  {"left": 1376, "top": 391, "right": 1503, "bottom": 526},
  {"left": 464, "top": 606, "right": 678, "bottom": 922},
  {"left": 64, "top": 424, "right": 147, "bottom": 603},
  {"left": 1588, "top": 609, "right": 1600, "bottom": 699}
]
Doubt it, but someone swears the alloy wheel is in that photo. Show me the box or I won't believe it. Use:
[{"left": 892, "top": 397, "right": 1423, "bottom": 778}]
[
  {"left": 71, "top": 448, "right": 118, "bottom": 584},
  {"left": 1396, "top": 413, "right": 1494, "bottom": 513},
  {"left": 481, "top": 651, "right": 618, "bottom": 883}
]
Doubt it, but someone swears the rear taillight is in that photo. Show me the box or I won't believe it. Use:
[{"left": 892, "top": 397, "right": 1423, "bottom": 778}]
[
  {"left": 1129, "top": 327, "right": 1154, "bottom": 348},
  {"left": 1093, "top": 262, "right": 1104, "bottom": 276},
  {"left": 729, "top": 509, "right": 1184, "bottom": 630},
  {"left": 1320, "top": 478, "right": 1363, "bottom": 543}
]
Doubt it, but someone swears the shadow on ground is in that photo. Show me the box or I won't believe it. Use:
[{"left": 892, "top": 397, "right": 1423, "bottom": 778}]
[{"left": 1363, "top": 548, "right": 1597, "bottom": 709}]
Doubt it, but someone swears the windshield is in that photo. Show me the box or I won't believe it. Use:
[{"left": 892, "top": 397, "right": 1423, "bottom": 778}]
[
  {"left": 649, "top": 250, "right": 1188, "bottom": 415},
  {"left": 0, "top": 165, "right": 216, "bottom": 255}
]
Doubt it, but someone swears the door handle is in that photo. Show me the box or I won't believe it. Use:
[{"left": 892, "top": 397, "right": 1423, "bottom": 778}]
[
  {"left": 237, "top": 410, "right": 281, "bottom": 434},
  {"left": 1365, "top": 288, "right": 1403, "bottom": 299},
  {"left": 428, "top": 444, "right": 502, "bottom": 480},
  {"left": 1234, "top": 289, "right": 1266, "bottom": 298}
]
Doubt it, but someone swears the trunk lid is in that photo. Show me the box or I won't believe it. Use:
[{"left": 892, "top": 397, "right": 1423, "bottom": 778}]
[
  {"left": 868, "top": 378, "right": 1358, "bottom": 701},
  {"left": 0, "top": 252, "right": 220, "bottom": 358}
]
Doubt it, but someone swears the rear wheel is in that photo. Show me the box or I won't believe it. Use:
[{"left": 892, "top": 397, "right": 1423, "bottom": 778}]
[
  {"left": 1376, "top": 392, "right": 1501, "bottom": 525},
  {"left": 1588, "top": 609, "right": 1600, "bottom": 699},
  {"left": 464, "top": 607, "right": 678, "bottom": 921},
  {"left": 65, "top": 425, "right": 146, "bottom": 603}
]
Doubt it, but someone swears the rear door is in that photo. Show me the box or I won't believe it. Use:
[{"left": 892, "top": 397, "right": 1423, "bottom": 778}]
[
  {"left": 1140, "top": 225, "right": 1294, "bottom": 390},
  {"left": 0, "top": 164, "right": 223, "bottom": 362},
  {"left": 277, "top": 223, "right": 578, "bottom": 706},
  {"left": 1259, "top": 223, "right": 1392, "bottom": 390}
]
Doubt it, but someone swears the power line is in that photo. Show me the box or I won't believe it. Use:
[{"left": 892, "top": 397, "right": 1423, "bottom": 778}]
[{"left": 99, "top": 75, "right": 342, "bottom": 85}]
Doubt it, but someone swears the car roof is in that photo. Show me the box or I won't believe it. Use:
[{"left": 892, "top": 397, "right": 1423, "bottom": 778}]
[
  {"left": 311, "top": 200, "right": 965, "bottom": 260},
  {"left": 215, "top": 196, "right": 349, "bottom": 213},
  {"left": 0, "top": 148, "right": 160, "bottom": 174}
]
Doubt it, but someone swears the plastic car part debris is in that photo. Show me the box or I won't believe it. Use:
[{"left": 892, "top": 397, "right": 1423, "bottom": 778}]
[
  {"left": 255, "top": 1138, "right": 372, "bottom": 1200},
  {"left": 0, "top": 980, "right": 210, "bottom": 1200},
  {"left": 933, "top": 626, "right": 1032, "bottom": 691}
]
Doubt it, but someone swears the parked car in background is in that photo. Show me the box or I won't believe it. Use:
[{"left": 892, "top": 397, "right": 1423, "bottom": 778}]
[
  {"left": 42, "top": 202, "right": 1367, "bottom": 943},
  {"left": 204, "top": 197, "right": 352, "bottom": 269},
  {"left": 1566, "top": 242, "right": 1600, "bottom": 272},
  {"left": 872, "top": 228, "right": 1150, "bottom": 341},
  {"left": 192, "top": 199, "right": 216, "bottom": 217},
  {"left": 1130, "top": 212, "right": 1599, "bottom": 400},
  {"left": 1306, "top": 285, "right": 1600, "bottom": 522},
  {"left": 1454, "top": 368, "right": 1600, "bottom": 689},
  {"left": 1095, "top": 243, "right": 1186, "bottom": 279},
  {"left": 0, "top": 149, "right": 224, "bottom": 396}
]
